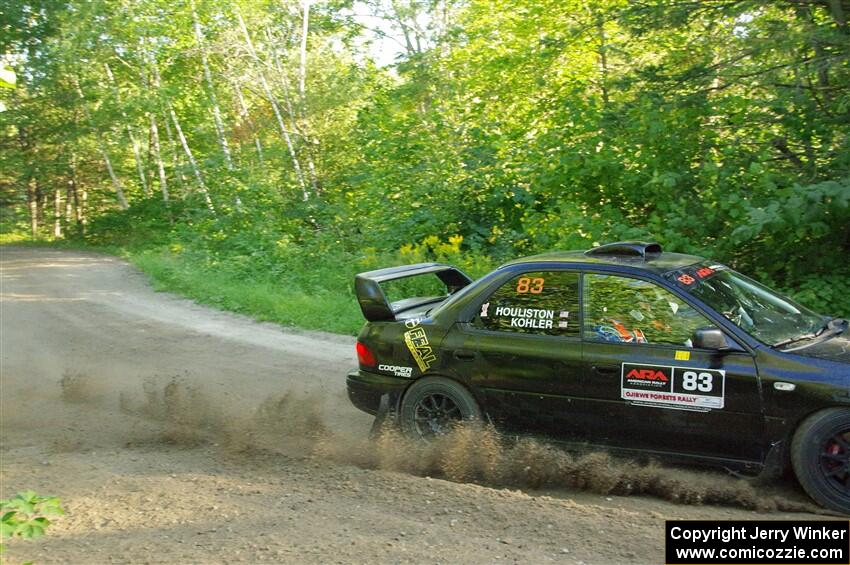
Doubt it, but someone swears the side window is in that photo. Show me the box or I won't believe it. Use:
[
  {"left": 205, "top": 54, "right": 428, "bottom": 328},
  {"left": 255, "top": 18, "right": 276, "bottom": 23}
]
[
  {"left": 583, "top": 274, "right": 715, "bottom": 347},
  {"left": 473, "top": 271, "right": 580, "bottom": 337}
]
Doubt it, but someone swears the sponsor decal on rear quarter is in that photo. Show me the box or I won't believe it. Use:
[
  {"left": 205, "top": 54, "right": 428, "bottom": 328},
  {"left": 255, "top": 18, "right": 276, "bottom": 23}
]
[
  {"left": 378, "top": 364, "right": 413, "bottom": 378},
  {"left": 403, "top": 318, "right": 437, "bottom": 372}
]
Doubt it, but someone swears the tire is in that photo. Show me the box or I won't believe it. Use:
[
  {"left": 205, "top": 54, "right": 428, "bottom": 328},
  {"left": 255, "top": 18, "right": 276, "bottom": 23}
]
[
  {"left": 791, "top": 408, "right": 850, "bottom": 515},
  {"left": 399, "top": 377, "right": 482, "bottom": 440}
]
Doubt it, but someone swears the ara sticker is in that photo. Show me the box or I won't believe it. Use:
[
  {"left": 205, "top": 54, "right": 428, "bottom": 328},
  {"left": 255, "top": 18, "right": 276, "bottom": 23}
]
[
  {"left": 403, "top": 318, "right": 437, "bottom": 372},
  {"left": 621, "top": 362, "right": 725, "bottom": 410}
]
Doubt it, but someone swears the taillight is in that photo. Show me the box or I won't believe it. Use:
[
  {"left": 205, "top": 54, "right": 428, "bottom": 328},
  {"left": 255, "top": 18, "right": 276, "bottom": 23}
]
[{"left": 356, "top": 341, "right": 376, "bottom": 367}]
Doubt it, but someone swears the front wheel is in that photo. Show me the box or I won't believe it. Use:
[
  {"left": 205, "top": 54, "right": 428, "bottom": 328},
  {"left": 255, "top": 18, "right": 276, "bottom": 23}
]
[
  {"left": 399, "top": 377, "right": 482, "bottom": 440},
  {"left": 791, "top": 408, "right": 850, "bottom": 515}
]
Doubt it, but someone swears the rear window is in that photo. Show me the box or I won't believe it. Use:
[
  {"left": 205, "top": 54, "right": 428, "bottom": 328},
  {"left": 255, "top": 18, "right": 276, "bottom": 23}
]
[{"left": 473, "top": 271, "right": 580, "bottom": 337}]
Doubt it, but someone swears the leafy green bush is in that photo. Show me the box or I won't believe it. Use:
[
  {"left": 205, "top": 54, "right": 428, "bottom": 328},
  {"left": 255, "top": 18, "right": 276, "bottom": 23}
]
[
  {"left": 784, "top": 271, "right": 850, "bottom": 320},
  {"left": 54, "top": 192, "right": 849, "bottom": 337},
  {"left": 1, "top": 491, "right": 64, "bottom": 552}
]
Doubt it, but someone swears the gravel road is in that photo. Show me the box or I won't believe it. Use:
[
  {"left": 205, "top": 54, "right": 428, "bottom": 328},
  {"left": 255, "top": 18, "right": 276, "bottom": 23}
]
[{"left": 0, "top": 246, "right": 831, "bottom": 564}]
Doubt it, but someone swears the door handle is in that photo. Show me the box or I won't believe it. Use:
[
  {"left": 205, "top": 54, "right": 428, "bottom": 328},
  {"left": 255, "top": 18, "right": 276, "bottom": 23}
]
[
  {"left": 592, "top": 365, "right": 618, "bottom": 375},
  {"left": 453, "top": 349, "right": 476, "bottom": 361}
]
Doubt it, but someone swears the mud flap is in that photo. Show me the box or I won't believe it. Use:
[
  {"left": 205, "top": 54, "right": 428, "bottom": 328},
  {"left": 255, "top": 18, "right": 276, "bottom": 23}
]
[
  {"left": 754, "top": 440, "right": 785, "bottom": 483},
  {"left": 369, "top": 392, "right": 400, "bottom": 439}
]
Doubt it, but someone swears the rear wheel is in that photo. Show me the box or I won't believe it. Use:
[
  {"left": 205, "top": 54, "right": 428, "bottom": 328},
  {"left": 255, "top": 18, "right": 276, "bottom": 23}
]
[
  {"left": 399, "top": 377, "right": 481, "bottom": 440},
  {"left": 791, "top": 408, "right": 850, "bottom": 514}
]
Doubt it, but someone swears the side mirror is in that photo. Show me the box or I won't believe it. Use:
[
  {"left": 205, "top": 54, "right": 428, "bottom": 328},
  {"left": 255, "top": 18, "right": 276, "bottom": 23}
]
[{"left": 693, "top": 327, "right": 736, "bottom": 351}]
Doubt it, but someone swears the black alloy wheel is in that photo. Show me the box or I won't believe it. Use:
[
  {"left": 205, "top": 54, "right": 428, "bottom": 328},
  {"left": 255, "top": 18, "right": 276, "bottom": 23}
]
[
  {"left": 792, "top": 408, "right": 850, "bottom": 515},
  {"left": 818, "top": 430, "right": 850, "bottom": 496},
  {"left": 413, "top": 392, "right": 462, "bottom": 438},
  {"left": 399, "top": 376, "right": 482, "bottom": 441}
]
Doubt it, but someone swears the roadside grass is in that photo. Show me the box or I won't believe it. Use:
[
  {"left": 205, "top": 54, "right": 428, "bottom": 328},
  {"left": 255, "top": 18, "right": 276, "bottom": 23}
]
[
  {"left": 129, "top": 250, "right": 365, "bottom": 335},
  {"left": 1, "top": 219, "right": 501, "bottom": 337},
  {"left": 1, "top": 237, "right": 365, "bottom": 335},
  {"left": 4, "top": 232, "right": 845, "bottom": 336},
  {"left": 0, "top": 233, "right": 30, "bottom": 245},
  {"left": 0, "top": 237, "right": 126, "bottom": 257}
]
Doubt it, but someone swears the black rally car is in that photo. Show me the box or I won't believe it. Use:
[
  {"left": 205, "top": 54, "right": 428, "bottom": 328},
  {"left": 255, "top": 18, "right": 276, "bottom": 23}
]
[{"left": 346, "top": 242, "right": 850, "bottom": 513}]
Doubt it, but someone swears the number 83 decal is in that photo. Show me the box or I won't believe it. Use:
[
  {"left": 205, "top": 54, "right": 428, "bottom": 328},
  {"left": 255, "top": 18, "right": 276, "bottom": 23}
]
[
  {"left": 516, "top": 277, "right": 544, "bottom": 294},
  {"left": 672, "top": 367, "right": 724, "bottom": 398},
  {"left": 681, "top": 370, "right": 713, "bottom": 392}
]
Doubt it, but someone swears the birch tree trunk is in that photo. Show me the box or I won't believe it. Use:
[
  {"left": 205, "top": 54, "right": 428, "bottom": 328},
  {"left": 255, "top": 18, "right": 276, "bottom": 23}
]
[
  {"left": 36, "top": 181, "right": 45, "bottom": 227},
  {"left": 73, "top": 79, "right": 130, "bottom": 209},
  {"left": 191, "top": 0, "right": 233, "bottom": 170},
  {"left": 267, "top": 29, "right": 298, "bottom": 122},
  {"left": 53, "top": 187, "right": 62, "bottom": 238},
  {"left": 98, "top": 145, "right": 130, "bottom": 209},
  {"left": 148, "top": 50, "right": 188, "bottom": 195},
  {"left": 104, "top": 63, "right": 149, "bottom": 196},
  {"left": 596, "top": 13, "right": 609, "bottom": 109},
  {"left": 65, "top": 184, "right": 73, "bottom": 230},
  {"left": 72, "top": 184, "right": 81, "bottom": 224},
  {"left": 299, "top": 0, "right": 309, "bottom": 104},
  {"left": 234, "top": 81, "right": 264, "bottom": 166},
  {"left": 266, "top": 27, "right": 319, "bottom": 194},
  {"left": 149, "top": 114, "right": 169, "bottom": 202},
  {"left": 236, "top": 9, "right": 309, "bottom": 200},
  {"left": 389, "top": 0, "right": 419, "bottom": 57},
  {"left": 27, "top": 177, "right": 38, "bottom": 238},
  {"left": 70, "top": 151, "right": 84, "bottom": 229},
  {"left": 80, "top": 186, "right": 88, "bottom": 234},
  {"left": 18, "top": 129, "right": 40, "bottom": 238},
  {"left": 162, "top": 110, "right": 187, "bottom": 192},
  {"left": 170, "top": 106, "right": 216, "bottom": 213},
  {"left": 297, "top": 2, "right": 320, "bottom": 192}
]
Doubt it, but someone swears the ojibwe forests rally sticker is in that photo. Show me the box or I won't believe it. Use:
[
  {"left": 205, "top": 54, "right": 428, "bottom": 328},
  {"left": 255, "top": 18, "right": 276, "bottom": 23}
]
[{"left": 621, "top": 362, "right": 725, "bottom": 410}]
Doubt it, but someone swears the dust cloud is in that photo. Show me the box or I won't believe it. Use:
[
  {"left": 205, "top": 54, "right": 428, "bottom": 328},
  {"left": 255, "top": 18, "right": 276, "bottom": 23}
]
[
  {"left": 317, "top": 426, "right": 818, "bottom": 513},
  {"left": 39, "top": 371, "right": 820, "bottom": 515}
]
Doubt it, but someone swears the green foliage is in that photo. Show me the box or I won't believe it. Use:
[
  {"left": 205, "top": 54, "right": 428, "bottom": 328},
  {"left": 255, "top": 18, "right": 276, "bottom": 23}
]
[
  {"left": 1, "top": 491, "right": 64, "bottom": 551},
  {"left": 781, "top": 269, "right": 850, "bottom": 321},
  {"left": 131, "top": 248, "right": 364, "bottom": 334},
  {"left": 2, "top": 0, "right": 848, "bottom": 328},
  {"left": 0, "top": 66, "right": 15, "bottom": 89},
  {"left": 119, "top": 227, "right": 501, "bottom": 335}
]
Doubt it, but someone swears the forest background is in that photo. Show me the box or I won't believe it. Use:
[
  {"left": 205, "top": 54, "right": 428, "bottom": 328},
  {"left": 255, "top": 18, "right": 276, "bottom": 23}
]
[{"left": 2, "top": 0, "right": 848, "bottom": 334}]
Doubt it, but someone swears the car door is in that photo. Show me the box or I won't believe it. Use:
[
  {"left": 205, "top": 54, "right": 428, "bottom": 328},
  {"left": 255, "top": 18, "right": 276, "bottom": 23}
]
[
  {"left": 578, "top": 272, "right": 765, "bottom": 463},
  {"left": 442, "top": 269, "right": 590, "bottom": 437}
]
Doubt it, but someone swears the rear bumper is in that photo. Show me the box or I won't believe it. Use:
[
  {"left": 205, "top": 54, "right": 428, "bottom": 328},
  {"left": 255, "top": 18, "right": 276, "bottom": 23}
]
[{"left": 346, "top": 369, "right": 410, "bottom": 415}]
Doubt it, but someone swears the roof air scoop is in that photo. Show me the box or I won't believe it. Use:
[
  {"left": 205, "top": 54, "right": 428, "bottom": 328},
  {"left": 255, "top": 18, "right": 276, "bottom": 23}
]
[{"left": 585, "top": 241, "right": 663, "bottom": 259}]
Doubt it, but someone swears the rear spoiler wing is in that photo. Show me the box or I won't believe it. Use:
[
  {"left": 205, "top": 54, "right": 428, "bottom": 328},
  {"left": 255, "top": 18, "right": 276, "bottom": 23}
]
[{"left": 354, "top": 263, "right": 473, "bottom": 322}]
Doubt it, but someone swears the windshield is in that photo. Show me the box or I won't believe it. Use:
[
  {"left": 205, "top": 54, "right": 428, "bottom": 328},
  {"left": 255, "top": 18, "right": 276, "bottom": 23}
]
[{"left": 666, "top": 265, "right": 825, "bottom": 346}]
